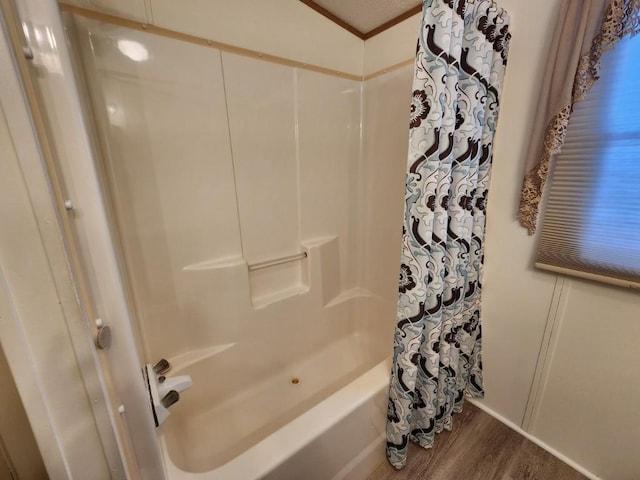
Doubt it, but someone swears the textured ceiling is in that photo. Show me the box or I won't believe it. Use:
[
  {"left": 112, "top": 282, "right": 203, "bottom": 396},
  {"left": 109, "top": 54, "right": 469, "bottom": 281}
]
[{"left": 309, "top": 0, "right": 422, "bottom": 36}]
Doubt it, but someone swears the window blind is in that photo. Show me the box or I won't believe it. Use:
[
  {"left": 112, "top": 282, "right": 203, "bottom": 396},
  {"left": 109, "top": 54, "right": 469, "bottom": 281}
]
[{"left": 536, "top": 33, "right": 640, "bottom": 289}]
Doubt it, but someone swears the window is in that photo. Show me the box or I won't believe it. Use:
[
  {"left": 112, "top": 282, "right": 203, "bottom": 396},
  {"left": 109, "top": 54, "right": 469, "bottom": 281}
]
[{"left": 536, "top": 33, "right": 640, "bottom": 288}]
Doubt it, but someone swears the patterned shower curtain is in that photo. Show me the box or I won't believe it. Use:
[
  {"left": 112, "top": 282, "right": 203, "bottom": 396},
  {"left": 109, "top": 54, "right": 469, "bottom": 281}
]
[{"left": 386, "top": 0, "right": 511, "bottom": 469}]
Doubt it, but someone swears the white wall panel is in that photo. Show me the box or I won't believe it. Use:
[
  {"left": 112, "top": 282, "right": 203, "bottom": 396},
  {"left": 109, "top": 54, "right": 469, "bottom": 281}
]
[
  {"left": 74, "top": 17, "right": 243, "bottom": 358},
  {"left": 362, "top": 66, "right": 412, "bottom": 308},
  {"left": 532, "top": 279, "right": 640, "bottom": 479},
  {"left": 297, "top": 70, "right": 362, "bottom": 290},
  {"left": 222, "top": 52, "right": 300, "bottom": 265}
]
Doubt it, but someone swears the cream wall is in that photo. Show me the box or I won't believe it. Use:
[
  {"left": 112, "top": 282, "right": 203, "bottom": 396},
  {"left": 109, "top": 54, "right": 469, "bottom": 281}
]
[
  {"left": 364, "top": 3, "right": 640, "bottom": 480},
  {"left": 530, "top": 279, "right": 640, "bottom": 480},
  {"left": 481, "top": 0, "right": 562, "bottom": 426}
]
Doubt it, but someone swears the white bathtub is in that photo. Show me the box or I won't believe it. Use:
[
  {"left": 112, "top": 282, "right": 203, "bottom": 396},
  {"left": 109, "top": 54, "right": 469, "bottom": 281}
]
[
  {"left": 160, "top": 361, "right": 390, "bottom": 479},
  {"left": 158, "top": 296, "right": 392, "bottom": 480}
]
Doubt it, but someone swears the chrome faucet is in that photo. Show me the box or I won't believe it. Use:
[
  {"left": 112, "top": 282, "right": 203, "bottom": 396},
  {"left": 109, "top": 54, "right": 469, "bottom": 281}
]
[
  {"left": 157, "top": 373, "right": 193, "bottom": 399},
  {"left": 144, "top": 358, "right": 193, "bottom": 426}
]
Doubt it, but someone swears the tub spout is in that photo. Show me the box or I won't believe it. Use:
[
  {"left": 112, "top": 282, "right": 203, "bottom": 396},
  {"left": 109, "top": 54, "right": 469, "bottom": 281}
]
[
  {"left": 144, "top": 363, "right": 193, "bottom": 426},
  {"left": 158, "top": 374, "right": 192, "bottom": 399}
]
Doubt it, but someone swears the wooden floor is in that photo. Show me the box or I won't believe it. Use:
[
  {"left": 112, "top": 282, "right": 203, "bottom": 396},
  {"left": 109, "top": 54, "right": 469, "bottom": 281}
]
[{"left": 366, "top": 403, "right": 587, "bottom": 480}]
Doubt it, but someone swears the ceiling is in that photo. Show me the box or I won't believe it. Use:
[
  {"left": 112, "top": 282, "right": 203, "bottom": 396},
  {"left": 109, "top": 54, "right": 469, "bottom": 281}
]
[{"left": 300, "top": 0, "right": 422, "bottom": 39}]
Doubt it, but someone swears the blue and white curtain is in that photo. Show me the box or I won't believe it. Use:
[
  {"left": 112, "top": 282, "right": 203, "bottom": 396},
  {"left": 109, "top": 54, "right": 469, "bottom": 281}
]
[{"left": 387, "top": 0, "right": 511, "bottom": 469}]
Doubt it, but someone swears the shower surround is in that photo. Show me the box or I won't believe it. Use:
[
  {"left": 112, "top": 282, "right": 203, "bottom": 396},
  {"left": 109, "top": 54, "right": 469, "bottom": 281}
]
[{"left": 51, "top": 7, "right": 414, "bottom": 479}]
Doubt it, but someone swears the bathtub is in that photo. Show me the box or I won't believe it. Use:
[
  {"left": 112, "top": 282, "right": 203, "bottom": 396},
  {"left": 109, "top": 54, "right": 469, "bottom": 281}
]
[{"left": 157, "top": 295, "right": 393, "bottom": 480}]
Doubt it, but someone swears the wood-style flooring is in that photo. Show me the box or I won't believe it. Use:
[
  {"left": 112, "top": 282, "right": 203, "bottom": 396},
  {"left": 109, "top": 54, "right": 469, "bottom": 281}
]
[{"left": 366, "top": 403, "right": 587, "bottom": 480}]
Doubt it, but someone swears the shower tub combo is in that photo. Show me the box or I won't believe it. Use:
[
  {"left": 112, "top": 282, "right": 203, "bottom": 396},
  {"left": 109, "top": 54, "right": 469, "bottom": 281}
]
[{"left": 52, "top": 8, "right": 405, "bottom": 480}]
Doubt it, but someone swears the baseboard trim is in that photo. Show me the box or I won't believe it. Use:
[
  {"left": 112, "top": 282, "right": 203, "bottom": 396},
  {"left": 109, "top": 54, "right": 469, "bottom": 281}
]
[{"left": 467, "top": 399, "right": 601, "bottom": 480}]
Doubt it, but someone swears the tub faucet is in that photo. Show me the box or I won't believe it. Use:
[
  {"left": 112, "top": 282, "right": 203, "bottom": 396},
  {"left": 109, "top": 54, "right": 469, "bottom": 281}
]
[
  {"left": 144, "top": 359, "right": 193, "bottom": 426},
  {"left": 157, "top": 373, "right": 193, "bottom": 399}
]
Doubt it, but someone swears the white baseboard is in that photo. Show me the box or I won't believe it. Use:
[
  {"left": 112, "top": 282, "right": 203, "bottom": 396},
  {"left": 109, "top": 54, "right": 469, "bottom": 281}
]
[{"left": 467, "top": 399, "right": 601, "bottom": 480}]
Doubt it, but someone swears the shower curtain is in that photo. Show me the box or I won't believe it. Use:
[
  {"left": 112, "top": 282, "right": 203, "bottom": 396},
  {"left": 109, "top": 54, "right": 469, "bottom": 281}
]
[{"left": 386, "top": 0, "right": 511, "bottom": 469}]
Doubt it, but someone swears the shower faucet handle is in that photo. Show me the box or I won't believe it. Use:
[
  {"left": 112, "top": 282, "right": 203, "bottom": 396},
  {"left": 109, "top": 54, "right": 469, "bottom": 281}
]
[
  {"left": 161, "top": 390, "right": 180, "bottom": 409},
  {"left": 153, "top": 358, "right": 171, "bottom": 375}
]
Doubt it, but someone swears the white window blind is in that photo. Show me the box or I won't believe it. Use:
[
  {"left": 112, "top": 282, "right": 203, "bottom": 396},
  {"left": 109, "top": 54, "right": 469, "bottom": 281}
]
[{"left": 536, "top": 33, "right": 640, "bottom": 289}]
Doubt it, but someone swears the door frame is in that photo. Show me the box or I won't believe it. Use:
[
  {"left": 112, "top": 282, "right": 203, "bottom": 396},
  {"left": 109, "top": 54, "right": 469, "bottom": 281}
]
[{"left": 0, "top": 0, "right": 164, "bottom": 477}]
